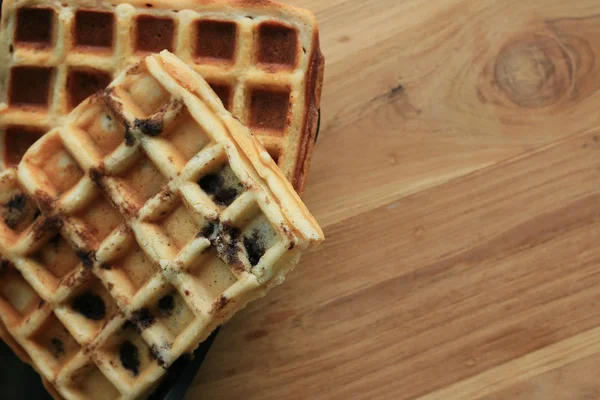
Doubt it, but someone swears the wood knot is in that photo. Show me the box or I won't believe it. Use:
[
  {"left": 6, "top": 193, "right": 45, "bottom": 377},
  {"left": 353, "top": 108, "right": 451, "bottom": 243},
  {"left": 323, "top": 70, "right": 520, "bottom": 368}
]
[{"left": 494, "top": 34, "right": 572, "bottom": 108}]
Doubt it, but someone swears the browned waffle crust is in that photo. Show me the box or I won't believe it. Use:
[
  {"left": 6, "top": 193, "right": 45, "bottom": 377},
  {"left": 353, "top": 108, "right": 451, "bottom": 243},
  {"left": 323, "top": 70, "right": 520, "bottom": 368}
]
[
  {"left": 0, "top": 51, "right": 323, "bottom": 400},
  {"left": 0, "top": 0, "right": 325, "bottom": 193}
]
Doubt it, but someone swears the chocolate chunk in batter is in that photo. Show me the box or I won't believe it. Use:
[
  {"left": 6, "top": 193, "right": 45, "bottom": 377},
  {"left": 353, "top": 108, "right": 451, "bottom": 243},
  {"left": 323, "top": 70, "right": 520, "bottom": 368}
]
[
  {"left": 76, "top": 249, "right": 96, "bottom": 269},
  {"left": 72, "top": 291, "right": 106, "bottom": 321},
  {"left": 244, "top": 230, "right": 267, "bottom": 267},
  {"left": 50, "top": 338, "right": 64, "bottom": 357},
  {"left": 131, "top": 308, "right": 155, "bottom": 330},
  {"left": 158, "top": 295, "right": 175, "bottom": 316},
  {"left": 120, "top": 340, "right": 140, "bottom": 376},
  {"left": 3, "top": 194, "right": 37, "bottom": 231}
]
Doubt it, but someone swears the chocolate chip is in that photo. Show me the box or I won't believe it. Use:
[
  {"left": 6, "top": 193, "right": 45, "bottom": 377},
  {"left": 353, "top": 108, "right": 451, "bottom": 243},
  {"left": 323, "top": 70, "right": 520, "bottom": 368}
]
[
  {"left": 224, "top": 224, "right": 240, "bottom": 241},
  {"left": 72, "top": 291, "right": 106, "bottom": 321},
  {"left": 7, "top": 194, "right": 26, "bottom": 209},
  {"left": 214, "top": 224, "right": 245, "bottom": 271},
  {"left": 244, "top": 230, "right": 267, "bottom": 267},
  {"left": 89, "top": 168, "right": 104, "bottom": 187},
  {"left": 4, "top": 194, "right": 26, "bottom": 227},
  {"left": 122, "top": 320, "right": 137, "bottom": 332},
  {"left": 76, "top": 249, "right": 96, "bottom": 269},
  {"left": 124, "top": 125, "right": 134, "bottom": 146},
  {"left": 198, "top": 172, "right": 241, "bottom": 207},
  {"left": 158, "top": 295, "right": 175, "bottom": 316},
  {"left": 199, "top": 174, "right": 222, "bottom": 198},
  {"left": 120, "top": 340, "right": 140, "bottom": 376},
  {"left": 33, "top": 216, "right": 63, "bottom": 241},
  {"left": 199, "top": 222, "right": 216, "bottom": 239},
  {"left": 48, "top": 234, "right": 61, "bottom": 247},
  {"left": 3, "top": 194, "right": 36, "bottom": 230},
  {"left": 131, "top": 308, "right": 155, "bottom": 330},
  {"left": 214, "top": 189, "right": 238, "bottom": 206},
  {"left": 134, "top": 117, "right": 163, "bottom": 136},
  {"left": 51, "top": 338, "right": 64, "bottom": 358}
]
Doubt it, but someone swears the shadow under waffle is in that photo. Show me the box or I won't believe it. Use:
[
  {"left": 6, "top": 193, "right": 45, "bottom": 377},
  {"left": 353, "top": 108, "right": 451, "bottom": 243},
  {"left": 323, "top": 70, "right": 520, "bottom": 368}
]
[{"left": 0, "top": 339, "right": 53, "bottom": 400}]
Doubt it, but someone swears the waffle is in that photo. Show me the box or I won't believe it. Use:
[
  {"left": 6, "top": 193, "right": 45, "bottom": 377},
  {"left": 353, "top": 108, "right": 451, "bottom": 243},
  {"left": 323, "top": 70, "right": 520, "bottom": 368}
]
[
  {"left": 0, "top": 0, "right": 324, "bottom": 193},
  {"left": 0, "top": 51, "right": 324, "bottom": 400}
]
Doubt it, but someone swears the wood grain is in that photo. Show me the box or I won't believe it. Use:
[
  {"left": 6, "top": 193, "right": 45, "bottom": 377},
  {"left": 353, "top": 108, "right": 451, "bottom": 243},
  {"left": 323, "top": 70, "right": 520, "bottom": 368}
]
[
  {"left": 303, "top": 0, "right": 600, "bottom": 226},
  {"left": 187, "top": 0, "right": 600, "bottom": 398}
]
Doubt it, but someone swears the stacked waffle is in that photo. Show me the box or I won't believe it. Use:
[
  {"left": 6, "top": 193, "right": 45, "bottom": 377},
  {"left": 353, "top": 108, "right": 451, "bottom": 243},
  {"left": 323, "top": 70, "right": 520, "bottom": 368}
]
[
  {"left": 0, "top": 50, "right": 323, "bottom": 400},
  {"left": 0, "top": 1, "right": 325, "bottom": 399},
  {"left": 0, "top": 0, "right": 324, "bottom": 193}
]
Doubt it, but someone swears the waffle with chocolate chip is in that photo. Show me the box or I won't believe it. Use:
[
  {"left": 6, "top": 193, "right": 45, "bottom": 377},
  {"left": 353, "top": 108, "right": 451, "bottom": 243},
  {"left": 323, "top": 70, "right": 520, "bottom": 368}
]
[
  {"left": 0, "top": 51, "right": 324, "bottom": 400},
  {"left": 0, "top": 0, "right": 324, "bottom": 193}
]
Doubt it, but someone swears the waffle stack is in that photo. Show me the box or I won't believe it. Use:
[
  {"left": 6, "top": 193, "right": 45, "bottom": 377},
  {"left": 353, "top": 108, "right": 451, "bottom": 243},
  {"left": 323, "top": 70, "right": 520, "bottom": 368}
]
[
  {"left": 0, "top": 51, "right": 323, "bottom": 399},
  {"left": 0, "top": 0, "right": 324, "bottom": 193}
]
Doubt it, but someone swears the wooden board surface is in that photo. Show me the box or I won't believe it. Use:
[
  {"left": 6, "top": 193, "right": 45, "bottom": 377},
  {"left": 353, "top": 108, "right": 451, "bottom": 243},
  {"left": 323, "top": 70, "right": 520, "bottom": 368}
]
[{"left": 187, "top": 0, "right": 600, "bottom": 398}]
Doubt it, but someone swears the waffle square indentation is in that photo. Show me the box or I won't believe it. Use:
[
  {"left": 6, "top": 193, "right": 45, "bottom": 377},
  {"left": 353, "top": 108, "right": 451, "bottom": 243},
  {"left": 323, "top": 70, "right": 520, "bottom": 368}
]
[
  {"left": 154, "top": 201, "right": 202, "bottom": 250},
  {"left": 249, "top": 88, "right": 291, "bottom": 133},
  {"left": 73, "top": 103, "right": 125, "bottom": 157},
  {"left": 242, "top": 213, "right": 279, "bottom": 267},
  {"left": 151, "top": 289, "right": 195, "bottom": 339},
  {"left": 257, "top": 22, "right": 298, "bottom": 67},
  {"left": 194, "top": 20, "right": 237, "bottom": 62},
  {"left": 187, "top": 251, "right": 237, "bottom": 301},
  {"left": 97, "top": 323, "right": 157, "bottom": 382},
  {"left": 9, "top": 66, "right": 54, "bottom": 107},
  {"left": 197, "top": 164, "right": 245, "bottom": 208},
  {"left": 34, "top": 234, "right": 81, "bottom": 280},
  {"left": 216, "top": 200, "right": 283, "bottom": 272},
  {"left": 73, "top": 196, "right": 123, "bottom": 245},
  {"left": 3, "top": 126, "right": 45, "bottom": 167},
  {"left": 67, "top": 68, "right": 112, "bottom": 110},
  {"left": 15, "top": 8, "right": 54, "bottom": 47},
  {"left": 0, "top": 186, "right": 40, "bottom": 234},
  {"left": 208, "top": 82, "right": 232, "bottom": 111},
  {"left": 115, "top": 154, "right": 167, "bottom": 208},
  {"left": 69, "top": 363, "right": 120, "bottom": 400},
  {"left": 74, "top": 11, "right": 114, "bottom": 49},
  {"left": 33, "top": 135, "right": 84, "bottom": 195},
  {"left": 0, "top": 261, "right": 41, "bottom": 319},
  {"left": 60, "top": 278, "right": 118, "bottom": 342},
  {"left": 106, "top": 243, "right": 158, "bottom": 296},
  {"left": 30, "top": 313, "right": 81, "bottom": 370},
  {"left": 267, "top": 148, "right": 281, "bottom": 166},
  {"left": 162, "top": 109, "right": 210, "bottom": 162},
  {"left": 123, "top": 73, "right": 171, "bottom": 117},
  {"left": 135, "top": 15, "right": 175, "bottom": 53}
]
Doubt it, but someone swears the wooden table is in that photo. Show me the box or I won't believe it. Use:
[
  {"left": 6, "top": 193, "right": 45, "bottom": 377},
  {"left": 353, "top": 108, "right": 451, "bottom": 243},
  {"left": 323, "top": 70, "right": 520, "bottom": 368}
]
[{"left": 188, "top": 1, "right": 600, "bottom": 398}]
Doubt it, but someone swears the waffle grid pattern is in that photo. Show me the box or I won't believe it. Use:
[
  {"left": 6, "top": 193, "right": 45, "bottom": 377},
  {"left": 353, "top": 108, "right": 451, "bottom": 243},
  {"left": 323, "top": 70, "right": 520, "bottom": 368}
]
[
  {"left": 0, "top": 53, "right": 322, "bottom": 400},
  {"left": 0, "top": 0, "right": 324, "bottom": 192}
]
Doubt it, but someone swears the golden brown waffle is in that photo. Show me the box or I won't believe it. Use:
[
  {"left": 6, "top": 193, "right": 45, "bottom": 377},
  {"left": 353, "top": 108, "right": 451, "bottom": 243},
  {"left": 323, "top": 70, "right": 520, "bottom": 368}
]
[
  {"left": 0, "top": 51, "right": 323, "bottom": 400},
  {"left": 0, "top": 0, "right": 324, "bottom": 193}
]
